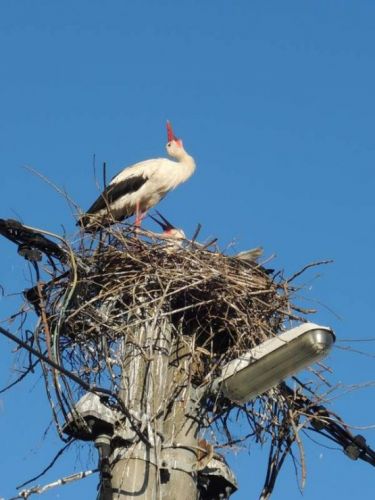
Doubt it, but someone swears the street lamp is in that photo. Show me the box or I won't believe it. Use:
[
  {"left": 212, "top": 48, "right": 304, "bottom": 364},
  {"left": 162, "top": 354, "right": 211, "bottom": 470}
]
[{"left": 213, "top": 322, "right": 335, "bottom": 404}]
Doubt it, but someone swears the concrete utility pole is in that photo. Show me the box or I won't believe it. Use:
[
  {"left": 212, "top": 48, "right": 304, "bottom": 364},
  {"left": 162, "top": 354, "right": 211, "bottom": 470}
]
[{"left": 108, "top": 312, "right": 201, "bottom": 499}]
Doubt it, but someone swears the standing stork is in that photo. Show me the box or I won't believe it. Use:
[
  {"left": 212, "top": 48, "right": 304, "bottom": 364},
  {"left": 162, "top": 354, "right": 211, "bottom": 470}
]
[{"left": 78, "top": 122, "right": 196, "bottom": 230}]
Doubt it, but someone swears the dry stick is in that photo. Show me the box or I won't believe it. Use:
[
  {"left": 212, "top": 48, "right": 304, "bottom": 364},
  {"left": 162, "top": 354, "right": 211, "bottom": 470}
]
[
  {"left": 286, "top": 259, "right": 333, "bottom": 284},
  {"left": 0, "top": 357, "right": 40, "bottom": 394},
  {"left": 335, "top": 345, "right": 375, "bottom": 358},
  {"left": 200, "top": 237, "right": 218, "bottom": 250},
  {"left": 190, "top": 223, "right": 202, "bottom": 244},
  {"left": 338, "top": 337, "right": 375, "bottom": 343},
  {"left": 103, "top": 161, "right": 107, "bottom": 190},
  {"left": 36, "top": 282, "right": 53, "bottom": 360},
  {"left": 288, "top": 410, "right": 307, "bottom": 491},
  {"left": 23, "top": 166, "right": 81, "bottom": 214}
]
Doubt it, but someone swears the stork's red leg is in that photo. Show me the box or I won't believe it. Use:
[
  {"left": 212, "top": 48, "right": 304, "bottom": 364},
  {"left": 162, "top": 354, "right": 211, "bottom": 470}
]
[
  {"left": 134, "top": 201, "right": 141, "bottom": 227},
  {"left": 134, "top": 202, "right": 146, "bottom": 227}
]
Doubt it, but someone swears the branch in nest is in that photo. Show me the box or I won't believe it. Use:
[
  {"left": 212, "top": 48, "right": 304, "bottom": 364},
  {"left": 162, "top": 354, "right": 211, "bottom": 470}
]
[{"left": 286, "top": 259, "right": 333, "bottom": 284}]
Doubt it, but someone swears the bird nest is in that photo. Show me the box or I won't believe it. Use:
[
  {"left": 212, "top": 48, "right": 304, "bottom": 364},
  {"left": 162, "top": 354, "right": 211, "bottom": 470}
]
[{"left": 36, "top": 226, "right": 297, "bottom": 389}]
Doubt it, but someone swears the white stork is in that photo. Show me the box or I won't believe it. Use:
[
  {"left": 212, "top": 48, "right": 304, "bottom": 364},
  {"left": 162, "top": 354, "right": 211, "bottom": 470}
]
[
  {"left": 148, "top": 212, "right": 267, "bottom": 262},
  {"left": 78, "top": 122, "right": 196, "bottom": 230}
]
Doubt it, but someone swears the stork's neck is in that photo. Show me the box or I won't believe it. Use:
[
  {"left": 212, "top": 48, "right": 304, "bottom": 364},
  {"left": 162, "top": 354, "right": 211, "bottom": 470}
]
[{"left": 175, "top": 150, "right": 196, "bottom": 180}]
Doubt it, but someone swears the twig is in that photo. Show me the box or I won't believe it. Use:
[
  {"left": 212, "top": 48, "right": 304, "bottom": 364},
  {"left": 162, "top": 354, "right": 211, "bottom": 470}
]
[
  {"left": 288, "top": 410, "right": 307, "bottom": 491},
  {"left": 0, "top": 358, "right": 40, "bottom": 394},
  {"left": 36, "top": 283, "right": 52, "bottom": 361},
  {"left": 286, "top": 260, "right": 333, "bottom": 284}
]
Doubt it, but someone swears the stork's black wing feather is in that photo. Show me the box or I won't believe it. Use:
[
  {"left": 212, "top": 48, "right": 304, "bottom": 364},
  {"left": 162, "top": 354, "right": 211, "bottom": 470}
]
[{"left": 86, "top": 175, "right": 148, "bottom": 214}]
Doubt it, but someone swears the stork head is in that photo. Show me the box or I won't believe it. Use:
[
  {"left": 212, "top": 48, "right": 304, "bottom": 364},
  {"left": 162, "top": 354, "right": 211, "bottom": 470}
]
[
  {"left": 164, "top": 227, "right": 186, "bottom": 240},
  {"left": 166, "top": 121, "right": 185, "bottom": 158},
  {"left": 149, "top": 210, "right": 186, "bottom": 240}
]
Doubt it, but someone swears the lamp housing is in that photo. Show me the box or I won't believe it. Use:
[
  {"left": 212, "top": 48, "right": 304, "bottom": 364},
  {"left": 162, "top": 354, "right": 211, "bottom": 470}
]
[{"left": 217, "top": 322, "right": 335, "bottom": 404}]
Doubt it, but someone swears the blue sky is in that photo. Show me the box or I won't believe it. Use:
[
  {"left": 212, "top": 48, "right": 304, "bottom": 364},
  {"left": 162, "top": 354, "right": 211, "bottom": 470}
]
[{"left": 0, "top": 1, "right": 374, "bottom": 498}]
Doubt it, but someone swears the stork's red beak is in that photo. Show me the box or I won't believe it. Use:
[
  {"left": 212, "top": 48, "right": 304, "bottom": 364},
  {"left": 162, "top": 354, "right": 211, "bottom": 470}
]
[{"left": 167, "top": 121, "right": 178, "bottom": 142}]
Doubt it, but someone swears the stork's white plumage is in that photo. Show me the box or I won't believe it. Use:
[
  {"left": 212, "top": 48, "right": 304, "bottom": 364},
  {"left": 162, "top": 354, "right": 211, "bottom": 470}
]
[{"left": 79, "top": 122, "right": 196, "bottom": 230}]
